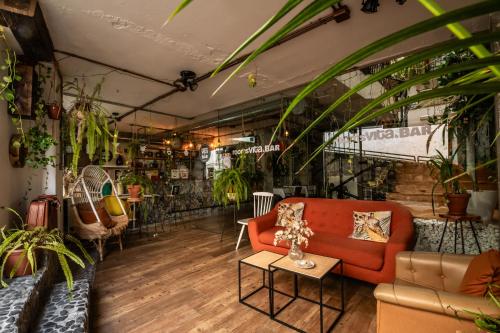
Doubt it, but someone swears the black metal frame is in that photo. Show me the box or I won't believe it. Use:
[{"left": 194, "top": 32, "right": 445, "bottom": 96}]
[
  {"left": 238, "top": 252, "right": 293, "bottom": 316},
  {"left": 438, "top": 218, "right": 482, "bottom": 254},
  {"left": 269, "top": 260, "right": 344, "bottom": 333}
]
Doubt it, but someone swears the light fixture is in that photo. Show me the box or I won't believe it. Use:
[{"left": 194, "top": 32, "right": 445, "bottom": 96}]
[
  {"left": 173, "top": 70, "right": 198, "bottom": 92},
  {"left": 284, "top": 130, "right": 289, "bottom": 137},
  {"left": 188, "top": 142, "right": 194, "bottom": 149},
  {"left": 332, "top": 3, "right": 350, "bottom": 23},
  {"left": 361, "top": 0, "right": 379, "bottom": 13}
]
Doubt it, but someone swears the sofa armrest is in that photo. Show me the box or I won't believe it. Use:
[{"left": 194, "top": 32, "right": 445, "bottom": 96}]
[
  {"left": 380, "top": 222, "right": 415, "bottom": 282},
  {"left": 395, "top": 252, "right": 474, "bottom": 292},
  {"left": 374, "top": 283, "right": 499, "bottom": 320},
  {"left": 248, "top": 209, "right": 277, "bottom": 234}
]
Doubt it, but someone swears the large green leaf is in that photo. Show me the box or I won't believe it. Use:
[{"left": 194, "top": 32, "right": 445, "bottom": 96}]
[
  {"left": 280, "top": 31, "right": 500, "bottom": 155},
  {"left": 271, "top": 0, "right": 500, "bottom": 142},
  {"left": 211, "top": 0, "right": 342, "bottom": 96},
  {"left": 298, "top": 82, "right": 500, "bottom": 172},
  {"left": 164, "top": 0, "right": 193, "bottom": 26},
  {"left": 210, "top": 0, "right": 305, "bottom": 78}
]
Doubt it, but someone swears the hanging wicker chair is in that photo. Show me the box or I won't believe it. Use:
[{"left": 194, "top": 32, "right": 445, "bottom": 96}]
[{"left": 69, "top": 165, "right": 129, "bottom": 261}]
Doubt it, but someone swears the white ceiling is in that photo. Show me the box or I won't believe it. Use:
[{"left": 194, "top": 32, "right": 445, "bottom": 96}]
[{"left": 39, "top": 0, "right": 489, "bottom": 132}]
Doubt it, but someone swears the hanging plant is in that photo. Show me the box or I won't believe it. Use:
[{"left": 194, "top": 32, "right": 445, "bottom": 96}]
[
  {"left": 0, "top": 27, "right": 23, "bottom": 144},
  {"left": 25, "top": 64, "right": 57, "bottom": 169},
  {"left": 64, "top": 78, "right": 119, "bottom": 175}
]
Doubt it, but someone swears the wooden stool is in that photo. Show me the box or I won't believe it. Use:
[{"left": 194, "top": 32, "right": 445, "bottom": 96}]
[{"left": 438, "top": 214, "right": 482, "bottom": 254}]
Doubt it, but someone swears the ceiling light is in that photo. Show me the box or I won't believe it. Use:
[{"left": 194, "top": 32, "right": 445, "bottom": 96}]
[
  {"left": 361, "top": 0, "right": 379, "bottom": 13},
  {"left": 332, "top": 3, "right": 350, "bottom": 23},
  {"left": 174, "top": 70, "right": 198, "bottom": 92}
]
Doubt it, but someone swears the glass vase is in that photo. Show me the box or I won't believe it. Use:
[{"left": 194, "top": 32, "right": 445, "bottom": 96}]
[{"left": 288, "top": 240, "right": 304, "bottom": 260}]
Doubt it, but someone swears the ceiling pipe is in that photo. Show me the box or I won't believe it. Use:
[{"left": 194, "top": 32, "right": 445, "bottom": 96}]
[{"left": 55, "top": 50, "right": 177, "bottom": 88}]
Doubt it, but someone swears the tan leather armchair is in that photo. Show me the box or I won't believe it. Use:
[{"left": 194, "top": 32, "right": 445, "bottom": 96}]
[{"left": 374, "top": 251, "right": 500, "bottom": 333}]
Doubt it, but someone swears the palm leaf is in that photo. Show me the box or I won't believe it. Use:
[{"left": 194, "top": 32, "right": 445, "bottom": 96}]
[
  {"left": 211, "top": 0, "right": 342, "bottom": 96},
  {"left": 298, "top": 82, "right": 500, "bottom": 172},
  {"left": 280, "top": 33, "right": 500, "bottom": 156},
  {"left": 271, "top": 0, "right": 500, "bottom": 143},
  {"left": 163, "top": 0, "right": 193, "bottom": 27},
  {"left": 210, "top": 0, "right": 305, "bottom": 78}
]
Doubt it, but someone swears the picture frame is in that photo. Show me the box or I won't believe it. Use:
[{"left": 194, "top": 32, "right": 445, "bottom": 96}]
[{"left": 12, "top": 64, "right": 35, "bottom": 118}]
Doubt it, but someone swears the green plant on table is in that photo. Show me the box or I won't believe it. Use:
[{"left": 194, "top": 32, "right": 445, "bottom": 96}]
[
  {"left": 64, "top": 78, "right": 119, "bottom": 175},
  {"left": 427, "top": 150, "right": 466, "bottom": 213},
  {"left": 119, "top": 172, "right": 153, "bottom": 195},
  {"left": 0, "top": 207, "right": 94, "bottom": 292}
]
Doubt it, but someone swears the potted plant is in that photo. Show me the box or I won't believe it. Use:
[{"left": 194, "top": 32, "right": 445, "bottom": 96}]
[
  {"left": 212, "top": 155, "right": 249, "bottom": 209},
  {"left": 0, "top": 207, "right": 94, "bottom": 291},
  {"left": 63, "top": 78, "right": 119, "bottom": 175},
  {"left": 427, "top": 150, "right": 470, "bottom": 215},
  {"left": 120, "top": 172, "right": 153, "bottom": 199}
]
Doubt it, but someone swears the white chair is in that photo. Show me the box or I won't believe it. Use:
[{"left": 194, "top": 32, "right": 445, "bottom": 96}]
[
  {"left": 69, "top": 165, "right": 129, "bottom": 261},
  {"left": 235, "top": 192, "right": 273, "bottom": 250}
]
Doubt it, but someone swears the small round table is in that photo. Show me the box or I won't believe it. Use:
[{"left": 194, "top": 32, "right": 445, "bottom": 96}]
[{"left": 438, "top": 214, "right": 482, "bottom": 254}]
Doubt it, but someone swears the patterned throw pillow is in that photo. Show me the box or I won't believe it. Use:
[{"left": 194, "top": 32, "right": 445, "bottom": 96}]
[
  {"left": 276, "top": 202, "right": 305, "bottom": 227},
  {"left": 350, "top": 211, "right": 392, "bottom": 243}
]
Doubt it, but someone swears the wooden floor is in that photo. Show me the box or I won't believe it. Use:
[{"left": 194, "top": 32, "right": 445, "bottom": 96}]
[{"left": 91, "top": 214, "right": 377, "bottom": 333}]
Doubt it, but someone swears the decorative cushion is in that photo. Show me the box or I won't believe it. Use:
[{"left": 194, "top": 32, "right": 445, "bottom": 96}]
[
  {"left": 460, "top": 249, "right": 500, "bottom": 297},
  {"left": 350, "top": 211, "right": 391, "bottom": 243},
  {"left": 103, "top": 195, "right": 126, "bottom": 216},
  {"left": 77, "top": 200, "right": 116, "bottom": 228},
  {"left": 276, "top": 202, "right": 305, "bottom": 227}
]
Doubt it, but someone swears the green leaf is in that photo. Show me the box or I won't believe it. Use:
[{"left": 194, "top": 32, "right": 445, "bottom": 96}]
[
  {"left": 272, "top": 0, "right": 500, "bottom": 143},
  {"left": 280, "top": 31, "right": 500, "bottom": 155},
  {"left": 212, "top": 0, "right": 342, "bottom": 96},
  {"left": 164, "top": 0, "right": 193, "bottom": 26},
  {"left": 210, "top": 0, "right": 304, "bottom": 78}
]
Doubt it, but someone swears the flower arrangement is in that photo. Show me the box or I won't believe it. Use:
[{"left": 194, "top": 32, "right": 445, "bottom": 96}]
[{"left": 273, "top": 219, "right": 314, "bottom": 248}]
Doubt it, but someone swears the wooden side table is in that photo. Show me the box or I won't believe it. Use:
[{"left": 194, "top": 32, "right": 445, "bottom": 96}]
[
  {"left": 438, "top": 214, "right": 482, "bottom": 254},
  {"left": 269, "top": 253, "right": 344, "bottom": 333}
]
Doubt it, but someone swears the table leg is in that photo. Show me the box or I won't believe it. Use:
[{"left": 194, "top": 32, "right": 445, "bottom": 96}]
[
  {"left": 238, "top": 261, "right": 241, "bottom": 301},
  {"left": 341, "top": 261, "right": 345, "bottom": 312},
  {"left": 454, "top": 221, "right": 457, "bottom": 254},
  {"left": 438, "top": 219, "right": 448, "bottom": 252},
  {"left": 320, "top": 278, "right": 324, "bottom": 333},
  {"left": 269, "top": 270, "right": 274, "bottom": 319},
  {"left": 294, "top": 274, "right": 298, "bottom": 298},
  {"left": 469, "top": 220, "right": 482, "bottom": 254},
  {"left": 460, "top": 221, "right": 465, "bottom": 254}
]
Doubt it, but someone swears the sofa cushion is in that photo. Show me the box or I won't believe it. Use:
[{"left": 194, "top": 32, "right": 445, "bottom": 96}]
[
  {"left": 276, "top": 202, "right": 304, "bottom": 227},
  {"left": 259, "top": 227, "right": 386, "bottom": 271},
  {"left": 460, "top": 249, "right": 500, "bottom": 297},
  {"left": 350, "top": 211, "right": 392, "bottom": 243}
]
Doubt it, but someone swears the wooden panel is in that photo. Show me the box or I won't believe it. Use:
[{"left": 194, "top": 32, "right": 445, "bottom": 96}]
[
  {"left": 271, "top": 252, "right": 340, "bottom": 279},
  {"left": 240, "top": 251, "right": 283, "bottom": 270}
]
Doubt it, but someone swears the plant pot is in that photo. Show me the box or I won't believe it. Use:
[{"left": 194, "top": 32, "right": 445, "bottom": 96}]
[
  {"left": 47, "top": 103, "right": 61, "bottom": 120},
  {"left": 127, "top": 185, "right": 141, "bottom": 199},
  {"left": 227, "top": 192, "right": 236, "bottom": 202},
  {"left": 4, "top": 249, "right": 33, "bottom": 277},
  {"left": 446, "top": 193, "right": 471, "bottom": 216}
]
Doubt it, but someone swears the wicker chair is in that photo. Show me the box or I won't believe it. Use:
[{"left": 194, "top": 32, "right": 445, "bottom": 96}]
[{"left": 69, "top": 165, "right": 129, "bottom": 261}]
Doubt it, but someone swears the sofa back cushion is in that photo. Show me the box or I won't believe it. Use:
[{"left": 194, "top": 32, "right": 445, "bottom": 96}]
[{"left": 276, "top": 197, "right": 412, "bottom": 238}]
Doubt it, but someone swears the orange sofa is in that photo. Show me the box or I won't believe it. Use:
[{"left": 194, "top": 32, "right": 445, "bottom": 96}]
[{"left": 248, "top": 197, "right": 414, "bottom": 284}]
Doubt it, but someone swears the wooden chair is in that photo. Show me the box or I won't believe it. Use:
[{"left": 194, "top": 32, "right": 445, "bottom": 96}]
[
  {"left": 235, "top": 192, "right": 273, "bottom": 250},
  {"left": 69, "top": 165, "right": 129, "bottom": 261}
]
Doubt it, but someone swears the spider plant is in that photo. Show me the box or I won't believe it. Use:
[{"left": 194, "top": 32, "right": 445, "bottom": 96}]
[
  {"left": 64, "top": 78, "right": 119, "bottom": 175},
  {"left": 212, "top": 155, "right": 249, "bottom": 209},
  {"left": 168, "top": 0, "right": 500, "bottom": 172},
  {"left": 0, "top": 208, "right": 94, "bottom": 292}
]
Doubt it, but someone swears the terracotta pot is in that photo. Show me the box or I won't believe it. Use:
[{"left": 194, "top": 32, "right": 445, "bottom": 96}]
[
  {"left": 47, "top": 103, "right": 61, "bottom": 120},
  {"left": 446, "top": 193, "right": 471, "bottom": 216},
  {"left": 4, "top": 249, "right": 33, "bottom": 277},
  {"left": 127, "top": 185, "right": 141, "bottom": 199}
]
